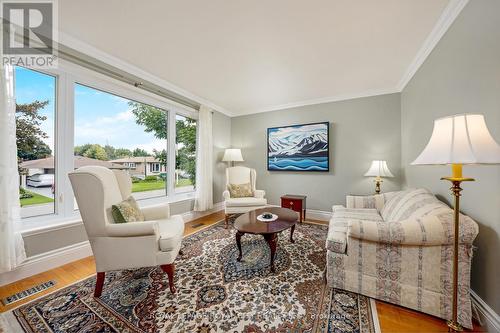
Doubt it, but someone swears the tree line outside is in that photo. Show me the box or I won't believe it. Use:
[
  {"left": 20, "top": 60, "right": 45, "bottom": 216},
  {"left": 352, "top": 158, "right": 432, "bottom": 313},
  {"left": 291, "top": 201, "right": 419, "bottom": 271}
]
[{"left": 17, "top": 99, "right": 197, "bottom": 206}]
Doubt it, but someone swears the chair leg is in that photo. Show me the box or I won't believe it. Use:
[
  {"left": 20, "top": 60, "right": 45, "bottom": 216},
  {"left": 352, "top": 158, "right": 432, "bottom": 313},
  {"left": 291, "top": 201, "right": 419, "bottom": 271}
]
[
  {"left": 160, "top": 263, "right": 176, "bottom": 294},
  {"left": 94, "top": 272, "right": 105, "bottom": 297},
  {"left": 225, "top": 214, "right": 229, "bottom": 229}
]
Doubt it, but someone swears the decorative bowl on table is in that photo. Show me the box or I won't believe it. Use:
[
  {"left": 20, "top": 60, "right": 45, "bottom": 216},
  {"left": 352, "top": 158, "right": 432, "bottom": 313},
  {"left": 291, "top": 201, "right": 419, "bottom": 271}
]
[{"left": 257, "top": 212, "right": 278, "bottom": 222}]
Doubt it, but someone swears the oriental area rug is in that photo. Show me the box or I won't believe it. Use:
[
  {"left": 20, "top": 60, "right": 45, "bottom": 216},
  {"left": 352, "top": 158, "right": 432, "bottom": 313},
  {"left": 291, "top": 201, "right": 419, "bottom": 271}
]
[{"left": 2, "top": 221, "right": 379, "bottom": 333}]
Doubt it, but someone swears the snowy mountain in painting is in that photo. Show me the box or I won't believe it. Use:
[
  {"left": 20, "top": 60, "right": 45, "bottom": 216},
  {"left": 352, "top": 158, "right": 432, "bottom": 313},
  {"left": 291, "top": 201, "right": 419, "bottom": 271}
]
[{"left": 268, "top": 124, "right": 328, "bottom": 158}]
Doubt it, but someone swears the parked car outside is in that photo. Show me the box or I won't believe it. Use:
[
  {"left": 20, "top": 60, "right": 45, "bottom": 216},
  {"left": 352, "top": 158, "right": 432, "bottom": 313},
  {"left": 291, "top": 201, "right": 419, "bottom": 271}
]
[{"left": 27, "top": 174, "right": 54, "bottom": 188}]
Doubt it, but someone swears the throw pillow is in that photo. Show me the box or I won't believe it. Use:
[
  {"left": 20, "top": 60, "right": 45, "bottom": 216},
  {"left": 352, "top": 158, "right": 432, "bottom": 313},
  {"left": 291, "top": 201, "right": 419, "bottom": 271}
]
[
  {"left": 228, "top": 182, "right": 254, "bottom": 198},
  {"left": 112, "top": 196, "right": 145, "bottom": 223}
]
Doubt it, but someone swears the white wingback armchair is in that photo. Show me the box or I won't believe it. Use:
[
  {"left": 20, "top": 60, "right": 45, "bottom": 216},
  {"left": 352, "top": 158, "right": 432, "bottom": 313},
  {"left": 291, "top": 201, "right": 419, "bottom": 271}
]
[
  {"left": 223, "top": 166, "right": 267, "bottom": 228},
  {"left": 68, "top": 166, "right": 184, "bottom": 296}
]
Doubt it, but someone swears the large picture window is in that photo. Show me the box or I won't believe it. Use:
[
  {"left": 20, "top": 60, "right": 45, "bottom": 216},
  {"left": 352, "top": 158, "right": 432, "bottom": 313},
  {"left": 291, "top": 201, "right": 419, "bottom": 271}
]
[
  {"left": 15, "top": 67, "right": 57, "bottom": 218},
  {"left": 74, "top": 84, "right": 168, "bottom": 201},
  {"left": 13, "top": 60, "right": 198, "bottom": 228}
]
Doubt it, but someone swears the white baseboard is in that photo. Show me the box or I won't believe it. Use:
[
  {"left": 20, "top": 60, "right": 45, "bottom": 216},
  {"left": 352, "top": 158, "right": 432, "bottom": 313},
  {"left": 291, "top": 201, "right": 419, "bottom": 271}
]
[
  {"left": 181, "top": 202, "right": 224, "bottom": 223},
  {"left": 0, "top": 241, "right": 92, "bottom": 287},
  {"left": 306, "top": 209, "right": 331, "bottom": 221},
  {"left": 471, "top": 290, "right": 500, "bottom": 333}
]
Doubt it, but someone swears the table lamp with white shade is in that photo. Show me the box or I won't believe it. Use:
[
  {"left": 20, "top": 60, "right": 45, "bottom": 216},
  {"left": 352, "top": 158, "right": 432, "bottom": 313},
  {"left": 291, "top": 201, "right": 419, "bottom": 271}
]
[
  {"left": 412, "top": 114, "right": 500, "bottom": 332},
  {"left": 222, "top": 148, "right": 244, "bottom": 167},
  {"left": 364, "top": 160, "right": 394, "bottom": 194}
]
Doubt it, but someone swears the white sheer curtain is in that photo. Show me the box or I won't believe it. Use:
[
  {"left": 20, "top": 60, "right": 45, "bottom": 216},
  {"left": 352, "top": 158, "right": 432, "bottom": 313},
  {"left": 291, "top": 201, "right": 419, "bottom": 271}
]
[
  {"left": 194, "top": 106, "right": 214, "bottom": 211},
  {"left": 0, "top": 63, "right": 26, "bottom": 273}
]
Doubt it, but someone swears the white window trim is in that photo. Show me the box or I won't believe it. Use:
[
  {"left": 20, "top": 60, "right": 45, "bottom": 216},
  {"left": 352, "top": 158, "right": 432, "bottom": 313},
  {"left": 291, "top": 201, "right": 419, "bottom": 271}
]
[
  {"left": 18, "top": 59, "right": 198, "bottom": 231},
  {"left": 150, "top": 163, "right": 160, "bottom": 173}
]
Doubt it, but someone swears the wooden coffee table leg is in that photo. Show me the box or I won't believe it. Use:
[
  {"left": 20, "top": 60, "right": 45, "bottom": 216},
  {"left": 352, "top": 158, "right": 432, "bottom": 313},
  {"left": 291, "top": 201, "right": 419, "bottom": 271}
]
[
  {"left": 236, "top": 231, "right": 243, "bottom": 261},
  {"left": 264, "top": 233, "right": 278, "bottom": 273},
  {"left": 290, "top": 224, "right": 296, "bottom": 243}
]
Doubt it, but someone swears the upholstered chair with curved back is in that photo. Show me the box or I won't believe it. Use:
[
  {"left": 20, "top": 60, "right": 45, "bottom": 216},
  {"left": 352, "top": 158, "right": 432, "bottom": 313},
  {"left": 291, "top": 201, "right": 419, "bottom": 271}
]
[
  {"left": 68, "top": 166, "right": 184, "bottom": 296},
  {"left": 223, "top": 166, "right": 267, "bottom": 228}
]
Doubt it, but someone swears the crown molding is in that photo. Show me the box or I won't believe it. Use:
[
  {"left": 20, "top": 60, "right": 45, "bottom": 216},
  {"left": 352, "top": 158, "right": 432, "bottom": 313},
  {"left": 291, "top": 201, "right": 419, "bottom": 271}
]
[
  {"left": 57, "top": 31, "right": 234, "bottom": 117},
  {"left": 235, "top": 87, "right": 399, "bottom": 117},
  {"left": 396, "top": 0, "right": 469, "bottom": 91}
]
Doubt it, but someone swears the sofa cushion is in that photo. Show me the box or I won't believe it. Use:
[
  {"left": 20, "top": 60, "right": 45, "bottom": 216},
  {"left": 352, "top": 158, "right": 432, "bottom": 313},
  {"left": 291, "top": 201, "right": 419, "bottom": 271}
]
[
  {"left": 225, "top": 197, "right": 267, "bottom": 207},
  {"left": 380, "top": 188, "right": 443, "bottom": 222},
  {"left": 158, "top": 215, "right": 185, "bottom": 252}
]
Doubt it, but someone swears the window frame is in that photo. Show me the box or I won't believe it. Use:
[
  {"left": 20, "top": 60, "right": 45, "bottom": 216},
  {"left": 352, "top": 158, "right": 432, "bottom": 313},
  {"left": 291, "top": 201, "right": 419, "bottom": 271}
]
[
  {"left": 14, "top": 66, "right": 59, "bottom": 219},
  {"left": 150, "top": 162, "right": 160, "bottom": 173},
  {"left": 17, "top": 59, "right": 198, "bottom": 231},
  {"left": 174, "top": 114, "right": 198, "bottom": 192}
]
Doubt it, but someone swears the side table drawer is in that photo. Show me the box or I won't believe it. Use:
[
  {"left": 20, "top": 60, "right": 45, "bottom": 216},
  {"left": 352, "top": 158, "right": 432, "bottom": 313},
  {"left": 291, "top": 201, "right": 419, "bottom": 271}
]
[{"left": 281, "top": 198, "right": 302, "bottom": 211}]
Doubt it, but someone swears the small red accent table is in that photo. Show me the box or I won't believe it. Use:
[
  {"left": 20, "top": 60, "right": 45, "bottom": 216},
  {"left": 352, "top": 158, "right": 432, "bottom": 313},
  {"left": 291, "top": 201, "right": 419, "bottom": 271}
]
[{"left": 281, "top": 194, "right": 307, "bottom": 223}]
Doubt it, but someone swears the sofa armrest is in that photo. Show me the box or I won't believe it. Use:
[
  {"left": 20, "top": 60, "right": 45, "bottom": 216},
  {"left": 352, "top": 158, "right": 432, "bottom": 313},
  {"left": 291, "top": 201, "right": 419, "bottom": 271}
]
[
  {"left": 142, "top": 203, "right": 170, "bottom": 220},
  {"left": 346, "top": 195, "right": 377, "bottom": 209},
  {"left": 106, "top": 221, "right": 158, "bottom": 237},
  {"left": 332, "top": 205, "right": 345, "bottom": 213},
  {"left": 346, "top": 192, "right": 395, "bottom": 212},
  {"left": 254, "top": 190, "right": 266, "bottom": 199},
  {"left": 349, "top": 212, "right": 479, "bottom": 246},
  {"left": 223, "top": 190, "right": 230, "bottom": 200}
]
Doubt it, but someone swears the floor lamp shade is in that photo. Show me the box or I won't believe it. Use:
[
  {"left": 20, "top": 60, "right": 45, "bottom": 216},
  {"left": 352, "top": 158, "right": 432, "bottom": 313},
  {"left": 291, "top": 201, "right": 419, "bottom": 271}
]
[
  {"left": 412, "top": 114, "right": 500, "bottom": 165},
  {"left": 222, "top": 149, "right": 244, "bottom": 163}
]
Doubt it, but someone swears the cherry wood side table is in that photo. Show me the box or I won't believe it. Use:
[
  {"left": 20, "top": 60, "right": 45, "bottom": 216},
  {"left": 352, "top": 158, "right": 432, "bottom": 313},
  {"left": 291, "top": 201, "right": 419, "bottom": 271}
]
[
  {"left": 233, "top": 207, "right": 298, "bottom": 273},
  {"left": 281, "top": 194, "right": 307, "bottom": 223}
]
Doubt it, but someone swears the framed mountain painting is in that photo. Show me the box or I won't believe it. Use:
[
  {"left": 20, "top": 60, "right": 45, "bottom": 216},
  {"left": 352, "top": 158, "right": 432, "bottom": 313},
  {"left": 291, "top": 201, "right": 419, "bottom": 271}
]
[{"left": 267, "top": 122, "right": 329, "bottom": 171}]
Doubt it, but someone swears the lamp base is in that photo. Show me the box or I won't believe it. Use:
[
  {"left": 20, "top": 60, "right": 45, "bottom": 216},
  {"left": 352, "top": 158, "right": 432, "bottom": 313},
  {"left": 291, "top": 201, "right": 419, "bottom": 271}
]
[
  {"left": 447, "top": 320, "right": 463, "bottom": 332},
  {"left": 441, "top": 164, "right": 474, "bottom": 333},
  {"left": 374, "top": 177, "right": 382, "bottom": 194}
]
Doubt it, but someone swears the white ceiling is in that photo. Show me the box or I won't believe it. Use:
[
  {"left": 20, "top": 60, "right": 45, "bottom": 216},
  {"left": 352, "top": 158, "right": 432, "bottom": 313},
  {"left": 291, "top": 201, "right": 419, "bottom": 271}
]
[{"left": 59, "top": 0, "right": 455, "bottom": 116}]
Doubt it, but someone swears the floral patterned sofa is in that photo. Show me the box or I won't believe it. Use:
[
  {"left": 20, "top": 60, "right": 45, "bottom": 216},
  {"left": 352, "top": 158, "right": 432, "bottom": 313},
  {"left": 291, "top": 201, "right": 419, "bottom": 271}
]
[{"left": 325, "top": 188, "right": 479, "bottom": 329}]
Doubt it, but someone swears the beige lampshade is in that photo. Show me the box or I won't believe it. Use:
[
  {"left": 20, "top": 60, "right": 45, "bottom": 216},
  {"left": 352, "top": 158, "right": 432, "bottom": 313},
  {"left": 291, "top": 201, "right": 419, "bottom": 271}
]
[
  {"left": 412, "top": 114, "right": 500, "bottom": 165},
  {"left": 364, "top": 160, "right": 394, "bottom": 177},
  {"left": 222, "top": 148, "right": 244, "bottom": 162}
]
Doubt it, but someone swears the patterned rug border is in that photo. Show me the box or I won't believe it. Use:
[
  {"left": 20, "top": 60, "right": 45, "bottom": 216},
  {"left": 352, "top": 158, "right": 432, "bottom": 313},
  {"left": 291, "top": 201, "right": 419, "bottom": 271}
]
[{"left": 1, "top": 219, "right": 382, "bottom": 333}]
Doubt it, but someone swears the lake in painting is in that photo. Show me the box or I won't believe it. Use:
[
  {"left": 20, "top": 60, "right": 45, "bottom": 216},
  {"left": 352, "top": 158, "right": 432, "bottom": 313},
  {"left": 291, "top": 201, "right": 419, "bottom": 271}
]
[
  {"left": 268, "top": 156, "right": 328, "bottom": 171},
  {"left": 267, "top": 122, "right": 329, "bottom": 171}
]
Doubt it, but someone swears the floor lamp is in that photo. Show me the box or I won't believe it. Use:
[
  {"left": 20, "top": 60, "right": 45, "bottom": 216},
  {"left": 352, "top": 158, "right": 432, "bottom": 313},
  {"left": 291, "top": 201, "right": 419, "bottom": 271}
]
[{"left": 411, "top": 114, "right": 500, "bottom": 331}]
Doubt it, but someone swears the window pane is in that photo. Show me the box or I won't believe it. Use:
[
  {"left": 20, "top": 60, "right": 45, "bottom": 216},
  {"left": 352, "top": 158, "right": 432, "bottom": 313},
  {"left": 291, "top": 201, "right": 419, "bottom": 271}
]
[
  {"left": 15, "top": 67, "right": 56, "bottom": 218},
  {"left": 175, "top": 114, "right": 196, "bottom": 192},
  {"left": 74, "top": 84, "right": 167, "bottom": 204}
]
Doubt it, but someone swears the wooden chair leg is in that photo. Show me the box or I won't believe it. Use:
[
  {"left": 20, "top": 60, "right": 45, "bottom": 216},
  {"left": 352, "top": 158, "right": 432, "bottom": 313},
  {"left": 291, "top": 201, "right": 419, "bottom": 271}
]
[
  {"left": 225, "top": 214, "right": 229, "bottom": 229},
  {"left": 94, "top": 272, "right": 105, "bottom": 297},
  {"left": 160, "top": 263, "right": 176, "bottom": 293}
]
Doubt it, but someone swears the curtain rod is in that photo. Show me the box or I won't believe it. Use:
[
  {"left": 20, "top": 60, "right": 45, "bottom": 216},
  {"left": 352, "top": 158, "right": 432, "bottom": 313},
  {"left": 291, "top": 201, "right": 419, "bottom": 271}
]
[{"left": 57, "top": 46, "right": 201, "bottom": 111}]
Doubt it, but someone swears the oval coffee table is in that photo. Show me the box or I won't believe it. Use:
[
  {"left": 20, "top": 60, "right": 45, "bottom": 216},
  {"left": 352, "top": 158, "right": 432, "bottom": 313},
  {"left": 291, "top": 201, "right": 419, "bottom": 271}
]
[{"left": 233, "top": 207, "right": 298, "bottom": 273}]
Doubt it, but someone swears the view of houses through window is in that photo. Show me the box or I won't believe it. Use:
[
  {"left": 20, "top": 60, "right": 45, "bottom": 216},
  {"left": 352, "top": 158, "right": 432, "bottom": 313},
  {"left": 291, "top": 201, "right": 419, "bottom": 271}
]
[{"left": 74, "top": 83, "right": 168, "bottom": 202}]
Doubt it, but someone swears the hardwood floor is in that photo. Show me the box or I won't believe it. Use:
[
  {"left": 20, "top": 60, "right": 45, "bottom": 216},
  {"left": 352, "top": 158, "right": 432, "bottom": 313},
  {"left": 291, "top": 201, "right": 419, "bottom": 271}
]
[{"left": 0, "top": 211, "right": 485, "bottom": 332}]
